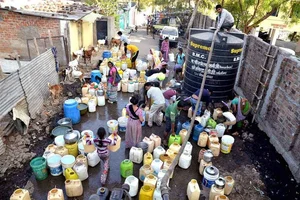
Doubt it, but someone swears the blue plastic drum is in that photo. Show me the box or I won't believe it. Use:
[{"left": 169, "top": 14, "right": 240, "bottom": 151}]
[
  {"left": 91, "top": 70, "right": 102, "bottom": 84},
  {"left": 102, "top": 51, "right": 112, "bottom": 59},
  {"left": 193, "top": 124, "right": 204, "bottom": 141},
  {"left": 64, "top": 99, "right": 80, "bottom": 124}
]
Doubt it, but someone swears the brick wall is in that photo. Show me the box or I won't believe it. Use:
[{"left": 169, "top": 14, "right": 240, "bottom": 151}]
[
  {"left": 236, "top": 35, "right": 300, "bottom": 181},
  {"left": 0, "top": 10, "right": 60, "bottom": 59}
]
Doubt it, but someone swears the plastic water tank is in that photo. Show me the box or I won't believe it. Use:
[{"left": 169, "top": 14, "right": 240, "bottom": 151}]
[
  {"left": 183, "top": 30, "right": 244, "bottom": 101},
  {"left": 90, "top": 70, "right": 102, "bottom": 84},
  {"left": 64, "top": 99, "right": 80, "bottom": 124},
  {"left": 102, "top": 51, "right": 112, "bottom": 59}
]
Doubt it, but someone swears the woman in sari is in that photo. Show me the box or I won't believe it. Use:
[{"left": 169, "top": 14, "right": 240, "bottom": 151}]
[
  {"left": 161, "top": 37, "right": 169, "bottom": 62},
  {"left": 231, "top": 95, "right": 251, "bottom": 128},
  {"left": 125, "top": 95, "right": 144, "bottom": 148},
  {"left": 107, "top": 61, "right": 118, "bottom": 104}
]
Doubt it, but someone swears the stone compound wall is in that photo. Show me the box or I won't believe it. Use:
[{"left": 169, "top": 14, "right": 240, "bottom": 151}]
[
  {"left": 0, "top": 10, "right": 60, "bottom": 60},
  {"left": 236, "top": 35, "right": 300, "bottom": 182}
]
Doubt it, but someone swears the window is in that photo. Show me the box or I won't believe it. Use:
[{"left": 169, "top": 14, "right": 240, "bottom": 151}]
[{"left": 271, "top": 9, "right": 279, "bottom": 17}]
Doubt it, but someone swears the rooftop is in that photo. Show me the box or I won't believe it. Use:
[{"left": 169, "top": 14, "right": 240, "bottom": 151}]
[{"left": 0, "top": 0, "right": 99, "bottom": 21}]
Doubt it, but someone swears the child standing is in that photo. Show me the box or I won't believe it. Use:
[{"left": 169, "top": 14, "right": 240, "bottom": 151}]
[{"left": 86, "top": 127, "right": 118, "bottom": 185}]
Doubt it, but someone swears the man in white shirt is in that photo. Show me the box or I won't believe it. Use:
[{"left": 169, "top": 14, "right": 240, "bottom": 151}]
[
  {"left": 216, "top": 5, "right": 234, "bottom": 31},
  {"left": 117, "top": 31, "right": 130, "bottom": 49},
  {"left": 145, "top": 82, "right": 165, "bottom": 127}
]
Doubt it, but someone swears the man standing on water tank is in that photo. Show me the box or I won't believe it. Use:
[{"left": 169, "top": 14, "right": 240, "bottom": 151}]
[{"left": 216, "top": 5, "right": 234, "bottom": 31}]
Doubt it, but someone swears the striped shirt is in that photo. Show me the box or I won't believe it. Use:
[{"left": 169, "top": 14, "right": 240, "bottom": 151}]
[{"left": 86, "top": 135, "right": 117, "bottom": 156}]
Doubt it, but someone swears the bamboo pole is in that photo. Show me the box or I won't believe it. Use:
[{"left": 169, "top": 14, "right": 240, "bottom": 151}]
[{"left": 161, "top": 29, "right": 219, "bottom": 199}]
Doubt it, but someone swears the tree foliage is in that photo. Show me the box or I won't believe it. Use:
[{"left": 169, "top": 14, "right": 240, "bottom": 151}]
[
  {"left": 223, "top": 0, "right": 300, "bottom": 33},
  {"left": 85, "top": 0, "right": 118, "bottom": 16}
]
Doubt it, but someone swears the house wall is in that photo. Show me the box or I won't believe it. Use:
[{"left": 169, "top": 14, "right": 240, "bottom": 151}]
[
  {"left": 82, "top": 21, "right": 94, "bottom": 48},
  {"left": 69, "top": 21, "right": 80, "bottom": 55},
  {"left": 0, "top": 10, "right": 60, "bottom": 60}
]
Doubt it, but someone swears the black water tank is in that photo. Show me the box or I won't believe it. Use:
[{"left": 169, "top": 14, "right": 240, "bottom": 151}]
[{"left": 183, "top": 30, "right": 244, "bottom": 101}]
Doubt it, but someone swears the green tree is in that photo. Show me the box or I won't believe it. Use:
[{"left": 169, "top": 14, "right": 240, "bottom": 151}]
[
  {"left": 223, "top": 0, "right": 300, "bottom": 33},
  {"left": 85, "top": 0, "right": 118, "bottom": 16}
]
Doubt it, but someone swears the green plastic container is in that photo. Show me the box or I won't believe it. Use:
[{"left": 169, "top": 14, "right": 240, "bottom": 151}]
[
  {"left": 207, "top": 118, "right": 217, "bottom": 129},
  {"left": 30, "top": 157, "right": 48, "bottom": 180},
  {"left": 120, "top": 159, "right": 133, "bottom": 178},
  {"left": 168, "top": 134, "right": 182, "bottom": 147}
]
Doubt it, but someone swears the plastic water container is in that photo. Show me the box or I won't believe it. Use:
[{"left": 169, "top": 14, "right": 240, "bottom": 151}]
[
  {"left": 107, "top": 134, "right": 121, "bottom": 152},
  {"left": 208, "top": 135, "right": 219, "bottom": 149},
  {"left": 30, "top": 157, "right": 48, "bottom": 180},
  {"left": 153, "top": 181, "right": 162, "bottom": 200},
  {"left": 198, "top": 132, "right": 208, "bottom": 147},
  {"left": 159, "top": 154, "right": 171, "bottom": 163},
  {"left": 65, "top": 168, "right": 78, "bottom": 180},
  {"left": 142, "top": 137, "right": 154, "bottom": 153},
  {"left": 179, "top": 152, "right": 192, "bottom": 169},
  {"left": 61, "top": 155, "right": 75, "bottom": 176},
  {"left": 224, "top": 176, "right": 235, "bottom": 195},
  {"left": 209, "top": 177, "right": 225, "bottom": 200},
  {"left": 221, "top": 135, "right": 235, "bottom": 154},
  {"left": 87, "top": 150, "right": 100, "bottom": 167},
  {"left": 73, "top": 162, "right": 88, "bottom": 181},
  {"left": 169, "top": 142, "right": 181, "bottom": 153},
  {"left": 168, "top": 134, "right": 181, "bottom": 147},
  {"left": 137, "top": 142, "right": 149, "bottom": 154},
  {"left": 82, "top": 86, "right": 89, "bottom": 97},
  {"left": 64, "top": 142, "right": 78, "bottom": 157},
  {"left": 97, "top": 96, "right": 105, "bottom": 106},
  {"left": 149, "top": 133, "right": 161, "bottom": 148},
  {"left": 139, "top": 164, "right": 154, "bottom": 182},
  {"left": 122, "top": 62, "right": 128, "bottom": 70},
  {"left": 124, "top": 175, "right": 139, "bottom": 197},
  {"left": 102, "top": 50, "right": 112, "bottom": 59},
  {"left": 47, "top": 188, "right": 64, "bottom": 200},
  {"left": 179, "top": 129, "right": 187, "bottom": 144},
  {"left": 120, "top": 159, "right": 133, "bottom": 178},
  {"left": 10, "top": 189, "right": 31, "bottom": 200},
  {"left": 54, "top": 146, "right": 68, "bottom": 157},
  {"left": 128, "top": 82, "right": 135, "bottom": 93},
  {"left": 129, "top": 147, "right": 143, "bottom": 164},
  {"left": 151, "top": 159, "right": 163, "bottom": 176},
  {"left": 203, "top": 166, "right": 219, "bottom": 188},
  {"left": 88, "top": 100, "right": 96, "bottom": 112},
  {"left": 54, "top": 135, "right": 65, "bottom": 147},
  {"left": 153, "top": 146, "right": 166, "bottom": 159},
  {"left": 182, "top": 121, "right": 191, "bottom": 131},
  {"left": 210, "top": 142, "right": 220, "bottom": 157},
  {"left": 118, "top": 116, "right": 128, "bottom": 132},
  {"left": 193, "top": 124, "right": 204, "bottom": 142},
  {"left": 187, "top": 179, "right": 201, "bottom": 200},
  {"left": 143, "top": 152, "right": 153, "bottom": 165},
  {"left": 122, "top": 81, "right": 128, "bottom": 92},
  {"left": 47, "top": 154, "right": 62, "bottom": 176},
  {"left": 144, "top": 174, "right": 157, "bottom": 188},
  {"left": 134, "top": 82, "right": 139, "bottom": 91},
  {"left": 107, "top": 120, "right": 118, "bottom": 133},
  {"left": 158, "top": 169, "right": 169, "bottom": 186},
  {"left": 184, "top": 141, "right": 193, "bottom": 155},
  {"left": 97, "top": 187, "right": 109, "bottom": 198},
  {"left": 216, "top": 124, "right": 226, "bottom": 137},
  {"left": 76, "top": 154, "right": 88, "bottom": 168},
  {"left": 65, "top": 179, "right": 83, "bottom": 197},
  {"left": 139, "top": 185, "right": 154, "bottom": 199},
  {"left": 163, "top": 160, "right": 173, "bottom": 178},
  {"left": 64, "top": 99, "right": 80, "bottom": 124}
]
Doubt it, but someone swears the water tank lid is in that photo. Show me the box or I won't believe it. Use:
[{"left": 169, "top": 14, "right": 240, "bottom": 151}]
[
  {"left": 92, "top": 70, "right": 101, "bottom": 73},
  {"left": 65, "top": 99, "right": 77, "bottom": 105},
  {"left": 191, "top": 32, "right": 244, "bottom": 44}
]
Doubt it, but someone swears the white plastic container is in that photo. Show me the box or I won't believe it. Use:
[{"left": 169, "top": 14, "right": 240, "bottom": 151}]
[
  {"left": 65, "top": 179, "right": 83, "bottom": 197},
  {"left": 169, "top": 53, "right": 175, "bottom": 62},
  {"left": 187, "top": 179, "right": 201, "bottom": 200},
  {"left": 89, "top": 88, "right": 95, "bottom": 96},
  {"left": 184, "top": 141, "right": 193, "bottom": 155},
  {"left": 200, "top": 115, "right": 210, "bottom": 127},
  {"left": 169, "top": 142, "right": 181, "bottom": 153},
  {"left": 122, "top": 63, "right": 128, "bottom": 71},
  {"left": 157, "top": 169, "right": 169, "bottom": 186},
  {"left": 88, "top": 100, "right": 96, "bottom": 112},
  {"left": 123, "top": 70, "right": 130, "bottom": 80},
  {"left": 10, "top": 189, "right": 31, "bottom": 200},
  {"left": 216, "top": 124, "right": 226, "bottom": 137},
  {"left": 124, "top": 175, "right": 139, "bottom": 197},
  {"left": 153, "top": 146, "right": 166, "bottom": 159},
  {"left": 151, "top": 159, "right": 163, "bottom": 176},
  {"left": 179, "top": 152, "right": 192, "bottom": 169},
  {"left": 129, "top": 147, "right": 143, "bottom": 164},
  {"left": 55, "top": 135, "right": 65, "bottom": 147},
  {"left": 221, "top": 135, "right": 235, "bottom": 154},
  {"left": 73, "top": 162, "right": 88, "bottom": 181},
  {"left": 202, "top": 166, "right": 219, "bottom": 188},
  {"left": 87, "top": 150, "right": 100, "bottom": 167},
  {"left": 134, "top": 82, "right": 139, "bottom": 91},
  {"left": 43, "top": 151, "right": 54, "bottom": 162},
  {"left": 97, "top": 96, "right": 105, "bottom": 106},
  {"left": 128, "top": 82, "right": 135, "bottom": 93},
  {"left": 129, "top": 69, "right": 137, "bottom": 79},
  {"left": 144, "top": 174, "right": 157, "bottom": 188},
  {"left": 153, "top": 181, "right": 163, "bottom": 200},
  {"left": 47, "top": 188, "right": 64, "bottom": 200},
  {"left": 149, "top": 134, "right": 161, "bottom": 148},
  {"left": 142, "top": 137, "right": 154, "bottom": 153},
  {"left": 107, "top": 120, "right": 118, "bottom": 133},
  {"left": 47, "top": 154, "right": 62, "bottom": 176},
  {"left": 118, "top": 116, "right": 128, "bottom": 132},
  {"left": 61, "top": 155, "right": 75, "bottom": 176},
  {"left": 122, "top": 81, "right": 128, "bottom": 92},
  {"left": 117, "top": 82, "right": 121, "bottom": 91}
]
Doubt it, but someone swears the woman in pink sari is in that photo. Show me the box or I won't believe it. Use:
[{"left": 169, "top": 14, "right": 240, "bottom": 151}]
[
  {"left": 161, "top": 37, "right": 169, "bottom": 62},
  {"left": 125, "top": 95, "right": 144, "bottom": 148}
]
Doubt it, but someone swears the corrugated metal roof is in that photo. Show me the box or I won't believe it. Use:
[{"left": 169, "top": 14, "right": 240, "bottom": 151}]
[
  {"left": 0, "top": 72, "right": 25, "bottom": 120},
  {"left": 19, "top": 49, "right": 59, "bottom": 119}
]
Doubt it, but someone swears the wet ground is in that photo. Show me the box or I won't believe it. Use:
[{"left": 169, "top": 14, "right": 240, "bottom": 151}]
[{"left": 1, "top": 29, "right": 300, "bottom": 200}]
